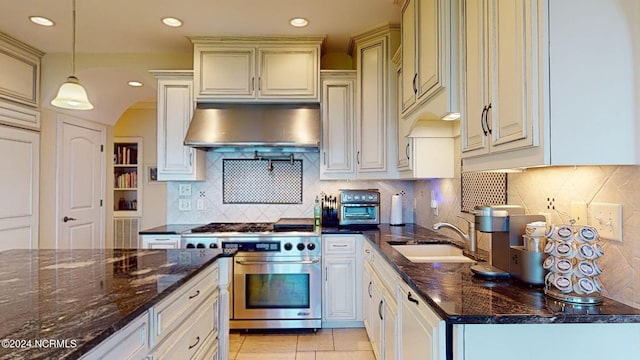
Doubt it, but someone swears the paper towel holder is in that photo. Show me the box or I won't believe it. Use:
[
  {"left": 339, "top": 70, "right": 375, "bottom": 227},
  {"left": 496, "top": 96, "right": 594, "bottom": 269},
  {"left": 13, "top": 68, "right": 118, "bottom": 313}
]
[{"left": 390, "top": 193, "right": 405, "bottom": 226}]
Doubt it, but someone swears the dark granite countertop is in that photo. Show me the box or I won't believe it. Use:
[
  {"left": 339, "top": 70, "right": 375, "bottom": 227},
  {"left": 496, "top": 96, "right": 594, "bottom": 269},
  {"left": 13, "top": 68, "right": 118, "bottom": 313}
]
[
  {"left": 325, "top": 224, "right": 640, "bottom": 325},
  {"left": 138, "top": 224, "right": 200, "bottom": 235},
  {"left": 0, "top": 248, "right": 232, "bottom": 360}
]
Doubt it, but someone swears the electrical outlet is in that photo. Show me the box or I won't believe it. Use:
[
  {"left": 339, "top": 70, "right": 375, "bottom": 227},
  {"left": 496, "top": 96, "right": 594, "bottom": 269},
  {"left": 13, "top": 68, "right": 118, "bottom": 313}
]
[
  {"left": 590, "top": 202, "right": 623, "bottom": 242},
  {"left": 178, "top": 199, "right": 191, "bottom": 211},
  {"left": 196, "top": 198, "right": 205, "bottom": 211},
  {"left": 179, "top": 184, "right": 192, "bottom": 196},
  {"left": 570, "top": 202, "right": 588, "bottom": 225}
]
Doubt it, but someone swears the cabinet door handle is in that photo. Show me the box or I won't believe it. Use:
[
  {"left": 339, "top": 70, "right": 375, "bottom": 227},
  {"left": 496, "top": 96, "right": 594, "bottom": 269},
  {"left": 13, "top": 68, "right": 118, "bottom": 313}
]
[
  {"left": 188, "top": 336, "right": 200, "bottom": 350},
  {"left": 356, "top": 151, "right": 360, "bottom": 165},
  {"left": 325, "top": 267, "right": 328, "bottom": 282},
  {"left": 365, "top": 249, "right": 371, "bottom": 254},
  {"left": 378, "top": 300, "right": 384, "bottom": 320},
  {"left": 251, "top": 77, "right": 255, "bottom": 91},
  {"left": 323, "top": 151, "right": 326, "bottom": 165},
  {"left": 258, "top": 77, "right": 262, "bottom": 91},
  {"left": 412, "top": 73, "right": 418, "bottom": 94},
  {"left": 485, "top": 103, "right": 493, "bottom": 134},
  {"left": 480, "top": 106, "right": 488, "bottom": 136},
  {"left": 408, "top": 291, "right": 419, "bottom": 305},
  {"left": 368, "top": 281, "right": 373, "bottom": 298},
  {"left": 405, "top": 143, "right": 410, "bottom": 160},
  {"left": 332, "top": 244, "right": 348, "bottom": 248},
  {"left": 188, "top": 290, "right": 200, "bottom": 299},
  {"left": 189, "top": 151, "right": 193, "bottom": 166}
]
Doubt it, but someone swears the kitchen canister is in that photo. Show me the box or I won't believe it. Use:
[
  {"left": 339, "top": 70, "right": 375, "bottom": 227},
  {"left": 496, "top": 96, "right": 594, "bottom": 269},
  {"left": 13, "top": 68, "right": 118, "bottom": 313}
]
[
  {"left": 543, "top": 224, "right": 604, "bottom": 304},
  {"left": 390, "top": 194, "right": 404, "bottom": 226}
]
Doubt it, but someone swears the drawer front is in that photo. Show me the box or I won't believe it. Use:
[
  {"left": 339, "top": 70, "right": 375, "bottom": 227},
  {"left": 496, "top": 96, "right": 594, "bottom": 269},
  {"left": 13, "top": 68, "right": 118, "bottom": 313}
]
[
  {"left": 141, "top": 235, "right": 180, "bottom": 249},
  {"left": 323, "top": 235, "right": 356, "bottom": 255},
  {"left": 154, "top": 264, "right": 218, "bottom": 344},
  {"left": 80, "top": 314, "right": 149, "bottom": 360},
  {"left": 156, "top": 290, "right": 219, "bottom": 360}
]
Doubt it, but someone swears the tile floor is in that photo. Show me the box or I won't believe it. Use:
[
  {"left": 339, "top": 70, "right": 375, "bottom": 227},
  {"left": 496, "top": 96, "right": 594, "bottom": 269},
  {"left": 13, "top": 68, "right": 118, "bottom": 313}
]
[{"left": 229, "top": 328, "right": 375, "bottom": 360}]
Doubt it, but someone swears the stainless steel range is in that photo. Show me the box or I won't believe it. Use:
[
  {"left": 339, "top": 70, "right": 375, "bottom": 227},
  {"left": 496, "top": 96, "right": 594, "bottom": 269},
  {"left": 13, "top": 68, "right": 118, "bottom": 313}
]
[{"left": 181, "top": 219, "right": 321, "bottom": 330}]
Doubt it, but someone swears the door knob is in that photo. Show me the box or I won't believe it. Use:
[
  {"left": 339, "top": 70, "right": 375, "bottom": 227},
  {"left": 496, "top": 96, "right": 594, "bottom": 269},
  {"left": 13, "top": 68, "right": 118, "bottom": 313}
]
[{"left": 63, "top": 216, "right": 77, "bottom": 223}]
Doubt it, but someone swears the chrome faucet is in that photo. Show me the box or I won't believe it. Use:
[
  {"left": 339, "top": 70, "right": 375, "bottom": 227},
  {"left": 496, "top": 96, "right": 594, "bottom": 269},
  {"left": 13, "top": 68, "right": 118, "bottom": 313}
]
[{"left": 432, "top": 216, "right": 477, "bottom": 252}]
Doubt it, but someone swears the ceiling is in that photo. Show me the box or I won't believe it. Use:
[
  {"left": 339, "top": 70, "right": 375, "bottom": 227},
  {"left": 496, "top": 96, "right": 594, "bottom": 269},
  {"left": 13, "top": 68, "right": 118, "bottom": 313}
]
[{"left": 0, "top": 0, "right": 402, "bottom": 125}]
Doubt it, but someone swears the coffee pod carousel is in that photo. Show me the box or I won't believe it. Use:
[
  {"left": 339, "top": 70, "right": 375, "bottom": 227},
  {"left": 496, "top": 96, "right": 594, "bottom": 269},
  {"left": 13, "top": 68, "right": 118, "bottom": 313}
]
[{"left": 543, "top": 224, "right": 604, "bottom": 304}]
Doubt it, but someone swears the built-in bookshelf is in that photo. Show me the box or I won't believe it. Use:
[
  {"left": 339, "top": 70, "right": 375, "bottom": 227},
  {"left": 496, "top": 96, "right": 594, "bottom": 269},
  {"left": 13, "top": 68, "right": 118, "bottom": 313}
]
[{"left": 114, "top": 137, "right": 142, "bottom": 217}]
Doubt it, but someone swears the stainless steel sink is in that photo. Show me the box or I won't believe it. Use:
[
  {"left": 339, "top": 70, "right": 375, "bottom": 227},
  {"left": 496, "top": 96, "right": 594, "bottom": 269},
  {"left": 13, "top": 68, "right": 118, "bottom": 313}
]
[{"left": 391, "top": 244, "right": 476, "bottom": 263}]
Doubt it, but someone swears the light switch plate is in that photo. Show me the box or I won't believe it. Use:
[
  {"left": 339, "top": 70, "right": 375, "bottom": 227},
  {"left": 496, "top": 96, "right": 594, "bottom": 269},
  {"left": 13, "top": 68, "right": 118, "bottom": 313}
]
[
  {"left": 179, "top": 184, "right": 192, "bottom": 196},
  {"left": 589, "top": 202, "right": 623, "bottom": 241}
]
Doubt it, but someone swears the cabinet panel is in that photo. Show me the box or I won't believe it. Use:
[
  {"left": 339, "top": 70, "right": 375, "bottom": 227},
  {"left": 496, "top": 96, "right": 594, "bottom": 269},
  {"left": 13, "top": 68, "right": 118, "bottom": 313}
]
[
  {"left": 401, "top": 0, "right": 417, "bottom": 112},
  {"left": 320, "top": 72, "right": 356, "bottom": 179},
  {"left": 359, "top": 41, "right": 387, "bottom": 172},
  {"left": 417, "top": 0, "right": 440, "bottom": 98},
  {"left": 80, "top": 313, "right": 149, "bottom": 360},
  {"left": 0, "top": 33, "right": 42, "bottom": 108},
  {"left": 153, "top": 71, "right": 206, "bottom": 181},
  {"left": 197, "top": 48, "right": 255, "bottom": 98},
  {"left": 259, "top": 49, "right": 317, "bottom": 98},
  {"left": 0, "top": 125, "right": 38, "bottom": 251},
  {"left": 324, "top": 257, "right": 357, "bottom": 320},
  {"left": 399, "top": 284, "right": 445, "bottom": 360},
  {"left": 140, "top": 235, "right": 180, "bottom": 249}
]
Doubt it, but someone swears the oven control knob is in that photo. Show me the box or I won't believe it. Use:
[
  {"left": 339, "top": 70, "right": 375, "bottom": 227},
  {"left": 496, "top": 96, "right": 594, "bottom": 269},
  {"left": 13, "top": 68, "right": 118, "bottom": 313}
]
[
  {"left": 297, "top": 243, "right": 306, "bottom": 251},
  {"left": 209, "top": 243, "right": 218, "bottom": 249},
  {"left": 196, "top": 243, "right": 205, "bottom": 248},
  {"left": 307, "top": 243, "right": 316, "bottom": 251},
  {"left": 284, "top": 243, "right": 293, "bottom": 251},
  {"left": 186, "top": 243, "right": 195, "bottom": 248}
]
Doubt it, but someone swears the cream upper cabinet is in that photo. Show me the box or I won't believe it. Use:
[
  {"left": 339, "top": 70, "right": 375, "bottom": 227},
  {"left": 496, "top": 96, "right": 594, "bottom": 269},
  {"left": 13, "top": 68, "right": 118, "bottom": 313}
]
[
  {"left": 462, "top": 0, "right": 640, "bottom": 171},
  {"left": 401, "top": 0, "right": 459, "bottom": 121},
  {"left": 151, "top": 70, "right": 206, "bottom": 181},
  {"left": 461, "top": 0, "right": 537, "bottom": 159},
  {"left": 320, "top": 71, "right": 357, "bottom": 179},
  {"left": 191, "top": 36, "right": 324, "bottom": 102},
  {"left": 0, "top": 33, "right": 43, "bottom": 109},
  {"left": 351, "top": 25, "right": 401, "bottom": 179}
]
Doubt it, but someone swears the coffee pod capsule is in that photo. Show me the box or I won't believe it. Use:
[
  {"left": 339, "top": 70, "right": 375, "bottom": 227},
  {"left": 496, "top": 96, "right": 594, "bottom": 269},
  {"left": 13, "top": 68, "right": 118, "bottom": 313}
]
[
  {"left": 593, "top": 276, "right": 604, "bottom": 292},
  {"left": 525, "top": 221, "right": 548, "bottom": 237},
  {"left": 555, "top": 242, "right": 574, "bottom": 258},
  {"left": 543, "top": 256, "right": 556, "bottom": 270},
  {"left": 592, "top": 260, "right": 603, "bottom": 275},
  {"left": 543, "top": 240, "right": 555, "bottom": 254},
  {"left": 553, "top": 275, "right": 573, "bottom": 293},
  {"left": 577, "top": 226, "right": 598, "bottom": 243},
  {"left": 573, "top": 277, "right": 596, "bottom": 294},
  {"left": 545, "top": 272, "right": 556, "bottom": 287},
  {"left": 554, "top": 225, "right": 574, "bottom": 241},
  {"left": 554, "top": 258, "right": 573, "bottom": 274},
  {"left": 574, "top": 261, "right": 595, "bottom": 277},
  {"left": 576, "top": 243, "right": 596, "bottom": 260},
  {"left": 593, "top": 243, "right": 605, "bottom": 257}
]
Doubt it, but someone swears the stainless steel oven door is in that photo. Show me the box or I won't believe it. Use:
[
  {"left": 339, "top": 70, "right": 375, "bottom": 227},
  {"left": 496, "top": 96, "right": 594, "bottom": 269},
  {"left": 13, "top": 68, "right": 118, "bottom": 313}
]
[
  {"left": 339, "top": 204, "right": 380, "bottom": 225},
  {"left": 233, "top": 254, "right": 321, "bottom": 321}
]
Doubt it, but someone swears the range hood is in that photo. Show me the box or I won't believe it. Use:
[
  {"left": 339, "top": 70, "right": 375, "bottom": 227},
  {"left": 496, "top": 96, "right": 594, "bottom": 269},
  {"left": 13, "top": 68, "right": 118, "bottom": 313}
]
[{"left": 184, "top": 103, "right": 320, "bottom": 152}]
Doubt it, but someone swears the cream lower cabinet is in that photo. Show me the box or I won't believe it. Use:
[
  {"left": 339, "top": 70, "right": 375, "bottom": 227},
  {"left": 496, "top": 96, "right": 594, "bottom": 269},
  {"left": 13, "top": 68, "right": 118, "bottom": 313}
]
[
  {"left": 81, "top": 259, "right": 231, "bottom": 360},
  {"left": 322, "top": 235, "right": 363, "bottom": 327},
  {"left": 191, "top": 36, "right": 323, "bottom": 102},
  {"left": 139, "top": 235, "right": 180, "bottom": 249},
  {"left": 152, "top": 71, "right": 206, "bottom": 181},
  {"left": 462, "top": 0, "right": 640, "bottom": 171},
  {"left": 398, "top": 282, "right": 446, "bottom": 360}
]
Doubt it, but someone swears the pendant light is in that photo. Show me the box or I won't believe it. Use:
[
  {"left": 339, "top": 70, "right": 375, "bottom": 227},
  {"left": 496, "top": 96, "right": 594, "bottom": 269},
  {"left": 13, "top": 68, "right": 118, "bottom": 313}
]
[{"left": 51, "top": 0, "right": 94, "bottom": 110}]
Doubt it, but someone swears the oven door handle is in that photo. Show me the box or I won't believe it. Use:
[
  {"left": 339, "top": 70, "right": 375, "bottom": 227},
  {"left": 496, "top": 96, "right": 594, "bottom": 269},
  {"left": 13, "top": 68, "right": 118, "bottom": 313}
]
[{"left": 235, "top": 259, "right": 320, "bottom": 265}]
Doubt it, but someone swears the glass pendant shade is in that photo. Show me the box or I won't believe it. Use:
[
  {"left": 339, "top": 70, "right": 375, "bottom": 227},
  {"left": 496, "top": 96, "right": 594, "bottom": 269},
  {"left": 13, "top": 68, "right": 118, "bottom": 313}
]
[{"left": 51, "top": 75, "right": 94, "bottom": 110}]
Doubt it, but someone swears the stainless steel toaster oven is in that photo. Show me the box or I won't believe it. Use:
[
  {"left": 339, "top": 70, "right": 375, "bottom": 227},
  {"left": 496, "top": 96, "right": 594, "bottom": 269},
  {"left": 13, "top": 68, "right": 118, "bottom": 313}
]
[{"left": 338, "top": 189, "right": 380, "bottom": 226}]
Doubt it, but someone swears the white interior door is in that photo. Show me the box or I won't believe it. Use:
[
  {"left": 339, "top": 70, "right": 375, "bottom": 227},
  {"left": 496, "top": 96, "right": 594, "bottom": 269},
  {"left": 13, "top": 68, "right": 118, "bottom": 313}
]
[
  {"left": 58, "top": 117, "right": 105, "bottom": 249},
  {"left": 0, "top": 125, "right": 39, "bottom": 251}
]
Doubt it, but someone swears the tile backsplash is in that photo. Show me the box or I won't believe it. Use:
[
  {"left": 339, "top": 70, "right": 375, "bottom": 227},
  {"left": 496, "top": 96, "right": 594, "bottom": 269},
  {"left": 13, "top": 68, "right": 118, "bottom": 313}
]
[
  {"left": 418, "top": 165, "right": 640, "bottom": 309},
  {"left": 167, "top": 151, "right": 415, "bottom": 224}
]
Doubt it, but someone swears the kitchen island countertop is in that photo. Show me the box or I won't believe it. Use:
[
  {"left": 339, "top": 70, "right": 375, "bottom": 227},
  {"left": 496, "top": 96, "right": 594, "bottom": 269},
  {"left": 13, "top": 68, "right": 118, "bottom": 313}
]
[
  {"left": 325, "top": 224, "right": 640, "bottom": 325},
  {"left": 0, "top": 248, "right": 232, "bottom": 360}
]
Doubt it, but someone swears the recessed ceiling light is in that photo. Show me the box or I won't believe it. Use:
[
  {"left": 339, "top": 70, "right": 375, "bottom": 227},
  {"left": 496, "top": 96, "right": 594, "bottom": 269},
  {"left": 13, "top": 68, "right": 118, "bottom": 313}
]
[
  {"left": 289, "top": 17, "right": 309, "bottom": 28},
  {"left": 29, "top": 16, "right": 55, "bottom": 27},
  {"left": 161, "top": 17, "right": 183, "bottom": 27},
  {"left": 127, "top": 81, "right": 143, "bottom": 87}
]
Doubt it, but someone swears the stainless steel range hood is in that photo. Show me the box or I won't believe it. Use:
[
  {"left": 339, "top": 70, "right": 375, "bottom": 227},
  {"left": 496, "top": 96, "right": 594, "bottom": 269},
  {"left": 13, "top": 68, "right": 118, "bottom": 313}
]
[{"left": 184, "top": 103, "right": 320, "bottom": 152}]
